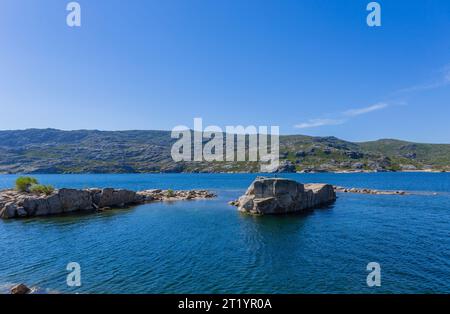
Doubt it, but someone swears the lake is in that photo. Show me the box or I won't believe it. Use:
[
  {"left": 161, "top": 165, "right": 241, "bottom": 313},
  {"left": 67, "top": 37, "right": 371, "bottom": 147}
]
[{"left": 0, "top": 173, "right": 449, "bottom": 293}]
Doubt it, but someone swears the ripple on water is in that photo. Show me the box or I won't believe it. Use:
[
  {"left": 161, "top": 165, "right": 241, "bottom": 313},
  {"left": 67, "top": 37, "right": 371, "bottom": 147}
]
[{"left": 0, "top": 173, "right": 449, "bottom": 293}]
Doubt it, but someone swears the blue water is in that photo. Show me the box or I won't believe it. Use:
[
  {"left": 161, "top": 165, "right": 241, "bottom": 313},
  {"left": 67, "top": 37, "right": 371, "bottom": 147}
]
[{"left": 0, "top": 173, "right": 449, "bottom": 294}]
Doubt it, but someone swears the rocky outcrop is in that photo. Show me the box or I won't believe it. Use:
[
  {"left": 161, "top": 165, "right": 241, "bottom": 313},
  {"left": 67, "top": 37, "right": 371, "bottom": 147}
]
[
  {"left": 137, "top": 189, "right": 215, "bottom": 202},
  {"left": 400, "top": 164, "right": 417, "bottom": 171},
  {"left": 273, "top": 160, "right": 296, "bottom": 173},
  {"left": 345, "top": 151, "right": 364, "bottom": 159},
  {"left": 0, "top": 188, "right": 216, "bottom": 219},
  {"left": 232, "top": 177, "right": 336, "bottom": 215},
  {"left": 90, "top": 188, "right": 140, "bottom": 208}
]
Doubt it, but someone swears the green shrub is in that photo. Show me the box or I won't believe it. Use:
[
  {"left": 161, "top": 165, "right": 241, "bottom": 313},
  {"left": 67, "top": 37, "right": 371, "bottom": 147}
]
[
  {"left": 167, "top": 189, "right": 175, "bottom": 197},
  {"left": 29, "top": 184, "right": 55, "bottom": 195},
  {"left": 15, "top": 176, "right": 39, "bottom": 192}
]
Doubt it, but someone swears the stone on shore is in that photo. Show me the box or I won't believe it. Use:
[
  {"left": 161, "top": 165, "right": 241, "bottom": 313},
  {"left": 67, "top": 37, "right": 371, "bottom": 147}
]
[{"left": 233, "top": 177, "right": 336, "bottom": 215}]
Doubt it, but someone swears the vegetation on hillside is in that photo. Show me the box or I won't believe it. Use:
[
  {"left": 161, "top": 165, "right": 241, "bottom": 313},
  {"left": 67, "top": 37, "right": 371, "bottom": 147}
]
[{"left": 0, "top": 129, "right": 449, "bottom": 173}]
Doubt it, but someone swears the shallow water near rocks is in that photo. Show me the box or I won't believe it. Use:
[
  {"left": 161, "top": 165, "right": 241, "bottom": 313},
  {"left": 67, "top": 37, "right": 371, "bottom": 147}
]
[{"left": 0, "top": 173, "right": 449, "bottom": 293}]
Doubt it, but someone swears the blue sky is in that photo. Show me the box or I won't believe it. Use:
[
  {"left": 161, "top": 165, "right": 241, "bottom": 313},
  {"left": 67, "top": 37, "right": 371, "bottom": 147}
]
[{"left": 1, "top": 0, "right": 449, "bottom": 143}]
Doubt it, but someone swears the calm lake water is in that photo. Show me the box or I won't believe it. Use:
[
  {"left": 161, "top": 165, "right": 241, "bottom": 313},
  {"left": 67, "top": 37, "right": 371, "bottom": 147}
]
[{"left": 0, "top": 173, "right": 449, "bottom": 294}]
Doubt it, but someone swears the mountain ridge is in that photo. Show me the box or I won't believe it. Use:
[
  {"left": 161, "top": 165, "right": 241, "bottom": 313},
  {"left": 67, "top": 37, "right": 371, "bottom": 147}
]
[{"left": 0, "top": 129, "right": 449, "bottom": 174}]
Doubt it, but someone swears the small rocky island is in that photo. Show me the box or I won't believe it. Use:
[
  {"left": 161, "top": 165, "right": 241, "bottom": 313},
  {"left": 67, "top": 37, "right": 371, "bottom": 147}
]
[
  {"left": 230, "top": 177, "right": 336, "bottom": 215},
  {"left": 0, "top": 187, "right": 215, "bottom": 219},
  {"left": 333, "top": 186, "right": 408, "bottom": 195}
]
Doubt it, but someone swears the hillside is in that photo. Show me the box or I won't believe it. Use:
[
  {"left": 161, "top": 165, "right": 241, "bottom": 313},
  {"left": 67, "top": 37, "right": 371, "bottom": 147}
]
[{"left": 0, "top": 129, "right": 449, "bottom": 173}]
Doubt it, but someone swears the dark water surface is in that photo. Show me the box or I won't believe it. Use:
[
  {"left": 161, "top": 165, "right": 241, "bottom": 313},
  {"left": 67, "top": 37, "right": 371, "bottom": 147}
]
[{"left": 0, "top": 173, "right": 449, "bottom": 293}]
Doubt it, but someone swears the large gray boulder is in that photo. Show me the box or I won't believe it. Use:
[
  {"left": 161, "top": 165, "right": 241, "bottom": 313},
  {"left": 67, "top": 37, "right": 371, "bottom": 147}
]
[
  {"left": 19, "top": 189, "right": 93, "bottom": 216},
  {"left": 58, "top": 189, "right": 93, "bottom": 213},
  {"left": 0, "top": 188, "right": 135, "bottom": 218},
  {"left": 92, "top": 188, "right": 138, "bottom": 208},
  {"left": 0, "top": 202, "right": 18, "bottom": 219},
  {"left": 235, "top": 177, "right": 336, "bottom": 215},
  {"left": 28, "top": 197, "right": 53, "bottom": 216}
]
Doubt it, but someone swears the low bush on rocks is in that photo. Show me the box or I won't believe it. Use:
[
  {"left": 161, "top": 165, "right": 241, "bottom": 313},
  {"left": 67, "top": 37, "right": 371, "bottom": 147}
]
[
  {"left": 29, "top": 184, "right": 55, "bottom": 195},
  {"left": 15, "top": 176, "right": 54, "bottom": 195},
  {"left": 15, "top": 176, "right": 38, "bottom": 192}
]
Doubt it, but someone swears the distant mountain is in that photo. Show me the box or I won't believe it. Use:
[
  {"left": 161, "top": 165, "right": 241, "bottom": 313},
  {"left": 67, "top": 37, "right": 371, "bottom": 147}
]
[{"left": 0, "top": 129, "right": 449, "bottom": 173}]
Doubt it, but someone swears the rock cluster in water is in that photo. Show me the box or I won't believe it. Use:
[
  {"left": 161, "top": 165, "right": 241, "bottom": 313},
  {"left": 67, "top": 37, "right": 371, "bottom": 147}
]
[
  {"left": 231, "top": 177, "right": 336, "bottom": 215},
  {"left": 0, "top": 188, "right": 215, "bottom": 219},
  {"left": 333, "top": 186, "right": 408, "bottom": 195}
]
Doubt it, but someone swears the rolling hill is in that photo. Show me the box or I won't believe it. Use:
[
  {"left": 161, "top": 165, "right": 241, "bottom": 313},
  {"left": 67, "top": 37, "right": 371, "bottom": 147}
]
[{"left": 0, "top": 129, "right": 449, "bottom": 173}]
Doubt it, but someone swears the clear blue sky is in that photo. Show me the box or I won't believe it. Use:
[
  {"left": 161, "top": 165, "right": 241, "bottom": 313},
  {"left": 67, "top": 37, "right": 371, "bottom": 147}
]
[{"left": 1, "top": 0, "right": 450, "bottom": 143}]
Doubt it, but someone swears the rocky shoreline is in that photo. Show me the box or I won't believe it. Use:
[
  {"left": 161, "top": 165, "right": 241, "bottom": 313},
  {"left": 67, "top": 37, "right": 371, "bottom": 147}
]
[{"left": 0, "top": 188, "right": 215, "bottom": 219}]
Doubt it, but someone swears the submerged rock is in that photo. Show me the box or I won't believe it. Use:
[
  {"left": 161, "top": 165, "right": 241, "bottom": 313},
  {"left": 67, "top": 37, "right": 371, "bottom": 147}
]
[
  {"left": 232, "top": 177, "right": 336, "bottom": 215},
  {"left": 10, "top": 283, "right": 31, "bottom": 294}
]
